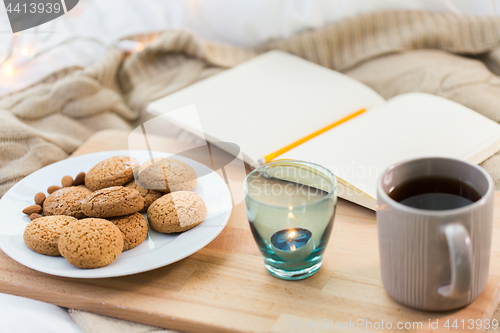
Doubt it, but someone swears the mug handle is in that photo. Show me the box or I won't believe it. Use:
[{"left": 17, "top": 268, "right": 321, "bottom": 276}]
[{"left": 437, "top": 222, "right": 472, "bottom": 299}]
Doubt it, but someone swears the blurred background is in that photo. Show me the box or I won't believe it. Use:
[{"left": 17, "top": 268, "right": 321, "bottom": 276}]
[{"left": 1, "top": 0, "right": 499, "bottom": 94}]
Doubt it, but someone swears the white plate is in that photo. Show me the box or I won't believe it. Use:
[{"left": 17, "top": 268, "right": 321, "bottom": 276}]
[{"left": 0, "top": 150, "right": 232, "bottom": 278}]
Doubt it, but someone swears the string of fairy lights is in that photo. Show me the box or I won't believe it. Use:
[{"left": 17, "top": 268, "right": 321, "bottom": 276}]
[
  {"left": 0, "top": 32, "right": 145, "bottom": 78},
  {"left": 0, "top": 0, "right": 150, "bottom": 81}
]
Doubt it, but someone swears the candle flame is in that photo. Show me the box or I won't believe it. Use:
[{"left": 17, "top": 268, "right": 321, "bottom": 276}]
[
  {"left": 289, "top": 231, "right": 296, "bottom": 238},
  {"left": 21, "top": 47, "right": 30, "bottom": 56}
]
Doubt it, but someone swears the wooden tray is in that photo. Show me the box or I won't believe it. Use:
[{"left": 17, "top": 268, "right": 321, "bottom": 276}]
[{"left": 1, "top": 129, "right": 499, "bottom": 333}]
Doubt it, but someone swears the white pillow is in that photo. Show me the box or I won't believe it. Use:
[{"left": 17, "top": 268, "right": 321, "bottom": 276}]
[
  {"left": 0, "top": 294, "right": 82, "bottom": 333},
  {"left": 171, "top": 0, "right": 499, "bottom": 46}
]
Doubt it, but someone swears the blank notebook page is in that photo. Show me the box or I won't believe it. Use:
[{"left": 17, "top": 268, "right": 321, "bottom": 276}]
[
  {"left": 279, "top": 93, "right": 500, "bottom": 199},
  {"left": 148, "top": 51, "right": 385, "bottom": 163}
]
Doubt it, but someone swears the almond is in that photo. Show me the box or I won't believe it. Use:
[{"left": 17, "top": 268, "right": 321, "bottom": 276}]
[
  {"left": 74, "top": 172, "right": 86, "bottom": 186},
  {"left": 62, "top": 175, "right": 74, "bottom": 187},
  {"left": 47, "top": 185, "right": 62, "bottom": 194},
  {"left": 34, "top": 192, "right": 46, "bottom": 206},
  {"left": 23, "top": 205, "right": 42, "bottom": 215},
  {"left": 29, "top": 213, "right": 43, "bottom": 221}
]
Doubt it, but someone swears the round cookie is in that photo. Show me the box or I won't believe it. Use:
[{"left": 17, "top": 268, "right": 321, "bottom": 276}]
[
  {"left": 58, "top": 218, "right": 124, "bottom": 269},
  {"left": 147, "top": 191, "right": 207, "bottom": 233},
  {"left": 43, "top": 186, "right": 92, "bottom": 219},
  {"left": 108, "top": 212, "right": 149, "bottom": 251},
  {"left": 137, "top": 157, "right": 197, "bottom": 193},
  {"left": 125, "top": 180, "right": 162, "bottom": 213},
  {"left": 23, "top": 215, "right": 78, "bottom": 256},
  {"left": 85, "top": 155, "right": 139, "bottom": 191},
  {"left": 81, "top": 186, "right": 144, "bottom": 218}
]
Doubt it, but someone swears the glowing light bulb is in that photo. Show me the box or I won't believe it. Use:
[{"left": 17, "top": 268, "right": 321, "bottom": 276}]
[
  {"left": 4, "top": 65, "right": 13, "bottom": 76},
  {"left": 115, "top": 40, "right": 145, "bottom": 53}
]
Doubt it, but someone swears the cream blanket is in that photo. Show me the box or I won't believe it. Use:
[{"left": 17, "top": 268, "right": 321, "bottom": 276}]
[{"left": 2, "top": 10, "right": 500, "bottom": 332}]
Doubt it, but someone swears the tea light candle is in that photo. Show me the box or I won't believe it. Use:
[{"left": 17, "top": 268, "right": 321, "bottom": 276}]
[{"left": 270, "top": 228, "right": 314, "bottom": 261}]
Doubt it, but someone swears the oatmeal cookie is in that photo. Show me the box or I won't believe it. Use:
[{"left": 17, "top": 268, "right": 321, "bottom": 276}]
[
  {"left": 85, "top": 155, "right": 139, "bottom": 191},
  {"left": 147, "top": 191, "right": 206, "bottom": 233},
  {"left": 58, "top": 218, "right": 123, "bottom": 269},
  {"left": 137, "top": 158, "right": 197, "bottom": 193},
  {"left": 108, "top": 212, "right": 148, "bottom": 251},
  {"left": 81, "top": 186, "right": 144, "bottom": 218},
  {"left": 23, "top": 215, "right": 78, "bottom": 256},
  {"left": 43, "top": 186, "right": 92, "bottom": 219}
]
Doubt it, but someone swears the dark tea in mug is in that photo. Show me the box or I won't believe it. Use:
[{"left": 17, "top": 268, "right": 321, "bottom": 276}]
[{"left": 388, "top": 176, "right": 482, "bottom": 210}]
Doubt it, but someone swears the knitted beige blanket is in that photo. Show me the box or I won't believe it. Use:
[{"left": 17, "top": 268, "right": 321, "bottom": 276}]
[{"left": 3, "top": 10, "right": 500, "bottom": 333}]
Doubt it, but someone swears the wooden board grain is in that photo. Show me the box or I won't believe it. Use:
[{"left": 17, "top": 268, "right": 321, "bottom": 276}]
[{"left": 1, "top": 129, "right": 500, "bottom": 333}]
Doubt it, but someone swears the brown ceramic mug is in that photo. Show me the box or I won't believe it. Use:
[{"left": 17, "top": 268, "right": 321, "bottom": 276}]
[{"left": 376, "top": 157, "right": 494, "bottom": 311}]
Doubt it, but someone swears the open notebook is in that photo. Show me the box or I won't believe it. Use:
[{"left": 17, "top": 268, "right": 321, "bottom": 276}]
[{"left": 147, "top": 51, "right": 500, "bottom": 210}]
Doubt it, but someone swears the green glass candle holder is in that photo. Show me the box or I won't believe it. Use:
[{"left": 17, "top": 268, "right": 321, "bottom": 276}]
[{"left": 244, "top": 160, "right": 337, "bottom": 280}]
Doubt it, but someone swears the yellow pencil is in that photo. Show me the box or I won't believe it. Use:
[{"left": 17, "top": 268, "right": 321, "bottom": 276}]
[{"left": 257, "top": 108, "right": 366, "bottom": 165}]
